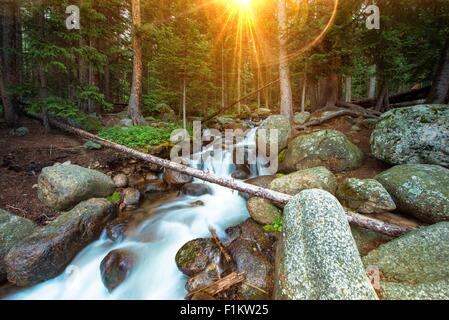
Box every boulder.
[363,222,449,299]
[119,118,133,127]
[122,188,141,209]
[83,141,102,150]
[275,189,377,300]
[231,165,251,180]
[239,175,276,200]
[0,209,36,281]
[257,108,272,117]
[257,115,292,151]
[279,130,363,173]
[5,198,115,286]
[375,164,449,223]
[225,218,274,253]
[113,174,128,188]
[144,180,169,194]
[246,197,282,225]
[180,183,213,197]
[270,166,337,196]
[9,127,29,137]
[163,168,193,187]
[185,264,218,293]
[37,164,116,211]
[370,104,449,168]
[175,239,217,277]
[293,112,311,125]
[100,249,136,292]
[336,178,396,214]
[351,226,391,257]
[228,238,274,300]
[157,103,177,122]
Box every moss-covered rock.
[363,222,449,299]
[351,226,391,257]
[270,166,337,196]
[336,178,396,214]
[37,163,116,211]
[375,164,449,223]
[5,198,115,286]
[0,209,36,281]
[370,104,449,168]
[175,239,216,277]
[257,115,292,151]
[279,130,363,173]
[246,197,282,225]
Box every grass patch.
[98,124,180,149]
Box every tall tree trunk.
[277,0,293,120]
[79,36,88,112]
[182,76,187,130]
[301,61,308,113]
[345,76,352,103]
[221,41,225,111]
[128,0,145,125]
[375,80,388,112]
[368,66,377,98]
[0,55,16,126]
[320,73,339,107]
[1,0,20,127]
[427,37,449,104]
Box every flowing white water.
[6,128,267,300]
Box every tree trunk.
[301,62,308,113]
[0,55,16,126]
[277,0,293,120]
[182,76,187,130]
[79,36,89,112]
[345,76,352,103]
[320,73,339,107]
[221,41,225,111]
[368,66,377,99]
[128,0,145,125]
[375,81,388,112]
[427,37,449,104]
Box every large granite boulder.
[270,166,337,196]
[256,115,292,151]
[5,198,115,286]
[275,189,377,300]
[38,164,115,211]
[336,178,396,214]
[0,209,36,281]
[375,164,449,223]
[363,222,449,300]
[279,130,363,173]
[370,105,449,168]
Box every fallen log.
[335,101,381,117]
[209,227,232,265]
[354,86,430,108]
[27,112,414,237]
[186,272,246,298]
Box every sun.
[235,0,251,9]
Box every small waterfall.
[6,128,266,300]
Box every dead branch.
[209,226,232,265]
[186,272,246,298]
[297,109,359,130]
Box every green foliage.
[98,125,179,149]
[78,85,113,112]
[263,216,283,233]
[106,191,121,204]
[27,96,103,132]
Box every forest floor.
[0,114,389,225]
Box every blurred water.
[6,128,268,300]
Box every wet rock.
[231,165,251,180]
[270,166,337,196]
[163,168,193,187]
[293,112,311,125]
[113,174,128,188]
[0,209,36,281]
[100,249,136,292]
[5,198,115,286]
[375,164,449,223]
[225,218,274,252]
[363,222,449,300]
[246,197,282,225]
[257,115,292,151]
[144,180,169,194]
[122,188,141,208]
[37,163,116,211]
[185,264,218,293]
[351,226,391,257]
[175,239,217,277]
[106,219,129,242]
[190,292,217,300]
[180,183,213,197]
[370,104,449,168]
[228,238,274,300]
[275,189,377,300]
[145,172,159,181]
[280,130,363,174]
[240,175,277,200]
[189,200,205,207]
[336,178,396,214]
